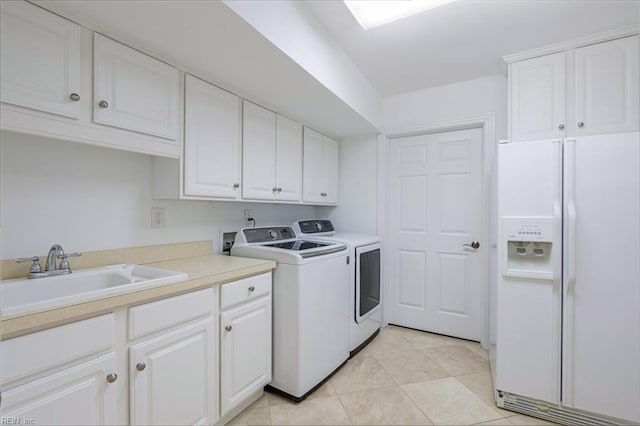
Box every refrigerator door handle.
[565,139,577,291]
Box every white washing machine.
[231,225,350,401]
[293,220,382,356]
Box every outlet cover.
[151,207,165,229]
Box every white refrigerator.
[495,132,640,424]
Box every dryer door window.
[356,245,381,323]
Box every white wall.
[317,134,379,234]
[0,132,315,259]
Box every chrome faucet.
[46,244,65,271]
[16,244,82,279]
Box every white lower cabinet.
[0,273,273,425]
[1,352,117,426]
[130,317,216,426]
[220,297,272,415]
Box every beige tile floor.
[229,325,557,426]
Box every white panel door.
[275,114,302,202]
[184,74,242,198]
[562,133,640,423]
[0,1,81,118]
[93,34,180,140]
[574,36,640,136]
[322,136,339,204]
[388,128,483,340]
[220,297,271,416]
[130,317,216,426]
[0,352,117,425]
[302,127,324,203]
[242,101,277,200]
[510,52,566,142]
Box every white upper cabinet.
[574,35,639,136]
[275,114,303,202]
[93,34,180,140]
[510,52,566,142]
[242,101,303,202]
[509,35,640,141]
[302,127,339,204]
[0,1,81,119]
[184,74,242,199]
[242,101,277,200]
[322,136,339,205]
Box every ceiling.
[304,0,640,97]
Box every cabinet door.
[184,74,242,198]
[93,34,180,140]
[0,352,117,425]
[510,52,566,141]
[574,35,639,136]
[0,1,81,119]
[242,101,277,200]
[275,115,303,202]
[322,136,339,204]
[130,317,216,426]
[220,297,272,416]
[302,127,325,203]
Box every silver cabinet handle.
[136,362,146,372]
[248,285,255,292]
[577,122,584,128]
[558,124,565,130]
[233,183,240,189]
[98,100,109,108]
[272,187,277,193]
[463,241,480,249]
[320,192,327,197]
[277,187,282,192]
[69,93,80,102]
[225,325,232,332]
[106,373,118,383]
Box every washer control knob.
[268,230,278,240]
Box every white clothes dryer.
[293,220,382,356]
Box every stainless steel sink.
[1,264,188,318]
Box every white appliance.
[231,226,350,401]
[496,133,640,424]
[293,220,382,356]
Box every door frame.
[377,113,495,348]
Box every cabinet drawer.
[220,273,271,310]
[0,314,115,386]
[128,287,215,340]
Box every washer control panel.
[297,220,334,234]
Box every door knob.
[463,241,480,249]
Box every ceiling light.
[344,0,455,30]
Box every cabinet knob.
[136,362,146,372]
[233,183,240,189]
[558,124,565,130]
[106,373,118,383]
[225,325,232,332]
[320,192,327,197]
[272,187,277,193]
[577,122,584,128]
[277,187,282,192]
[98,100,109,108]
[69,93,80,102]
[248,285,255,292]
